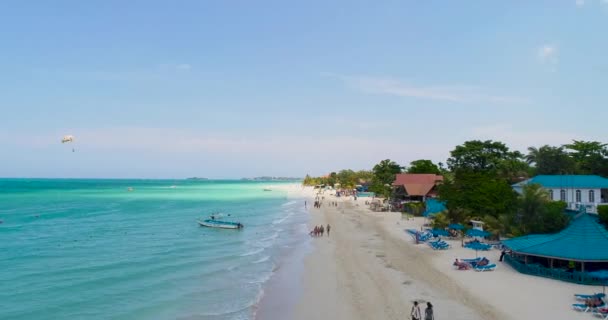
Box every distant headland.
[240,176,302,181]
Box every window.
[560,189,566,201]
[576,190,581,202]
[549,190,554,200]
[590,190,595,203]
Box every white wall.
[544,187,602,213]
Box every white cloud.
[576,0,585,7]
[324,73,528,104]
[537,45,558,65]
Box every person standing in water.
[305,201,307,209]
[327,224,331,236]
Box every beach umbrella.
[465,242,491,257]
[466,229,490,238]
[430,229,449,237]
[448,223,464,230]
[587,270,608,294]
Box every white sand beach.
[261,187,598,320]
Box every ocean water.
[0,179,308,320]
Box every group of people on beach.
[411,301,434,320]
[309,224,330,237]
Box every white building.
[512,175,608,213]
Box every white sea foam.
[253,256,271,264]
[240,247,264,257]
[281,200,298,207]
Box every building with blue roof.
[512,175,608,213]
[502,213,608,285]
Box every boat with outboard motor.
[197,214,243,229]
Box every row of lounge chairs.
[428,239,449,250]
[572,292,608,318]
[454,257,497,272]
[405,229,434,242]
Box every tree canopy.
[446,140,524,175]
[369,159,403,197]
[526,145,576,175]
[302,138,606,238]
[406,159,441,174]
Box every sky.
[1,0,607,178]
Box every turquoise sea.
[0,179,308,320]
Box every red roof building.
[392,173,443,199]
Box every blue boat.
[197,218,243,229]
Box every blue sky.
[1,0,607,178]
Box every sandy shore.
[282,190,596,320]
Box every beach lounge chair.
[592,307,608,319]
[474,264,496,272]
[428,240,449,250]
[575,293,606,301]
[572,304,589,312]
[572,302,606,313]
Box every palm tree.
[518,183,549,234]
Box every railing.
[504,255,604,285]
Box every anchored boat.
[197,216,243,229]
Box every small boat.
[263,188,272,191]
[127,187,134,192]
[197,218,243,229]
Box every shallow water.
[0,179,308,320]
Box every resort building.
[512,175,608,213]
[502,213,608,285]
[392,173,443,202]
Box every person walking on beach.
[410,301,421,320]
[326,224,331,236]
[305,201,307,209]
[424,302,434,320]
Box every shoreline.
[254,185,315,320]
[256,190,596,320]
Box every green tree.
[542,201,569,233]
[516,183,549,234]
[337,169,357,189]
[526,145,576,175]
[515,184,569,235]
[598,206,608,227]
[407,159,441,174]
[431,212,449,229]
[327,172,337,187]
[446,140,522,174]
[438,171,518,220]
[563,140,608,175]
[497,158,532,184]
[369,159,403,198]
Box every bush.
[599,205,608,227]
[431,212,449,229]
[403,202,424,216]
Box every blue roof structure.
[513,175,608,192]
[423,198,446,217]
[502,214,608,262]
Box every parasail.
[61,135,74,143]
